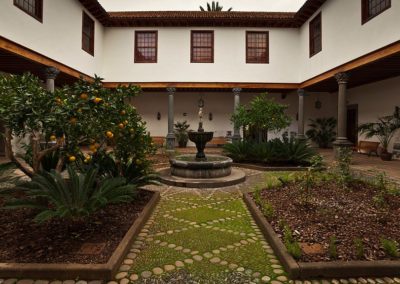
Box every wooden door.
[347,105,358,145]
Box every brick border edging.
[243,193,400,279]
[0,190,161,281]
[233,163,309,172]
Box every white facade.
[0,0,104,77]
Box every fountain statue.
[169,97,233,179]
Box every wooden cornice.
[0,36,94,82]
[300,40,400,89]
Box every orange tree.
[0,73,155,178]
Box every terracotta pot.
[380,151,393,161]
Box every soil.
[0,190,153,264]
[251,180,400,262]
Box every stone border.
[243,193,400,279]
[233,163,309,172]
[0,190,161,281]
[158,168,246,188]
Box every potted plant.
[306,117,337,148]
[174,121,190,148]
[358,107,400,161]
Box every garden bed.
[244,177,400,278]
[0,190,160,280]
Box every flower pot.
[380,151,393,161]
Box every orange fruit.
[80,93,88,100]
[93,97,102,104]
[50,135,56,141]
[106,131,114,138]
[69,156,76,162]
[123,120,128,125]
[118,123,125,129]
[120,110,126,115]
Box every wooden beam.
[300,40,400,88]
[0,36,93,82]
[103,82,300,90]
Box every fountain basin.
[170,154,232,178]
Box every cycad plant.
[174,121,190,148]
[306,117,337,148]
[4,166,139,223]
[200,1,232,11]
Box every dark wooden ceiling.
[305,53,400,92]
[0,49,78,86]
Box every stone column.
[297,89,306,140]
[166,87,176,151]
[232,87,242,142]
[333,72,352,148]
[44,67,60,93]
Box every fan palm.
[200,1,232,11]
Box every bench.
[151,136,165,147]
[357,140,379,156]
[207,137,229,147]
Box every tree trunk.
[31,135,41,173]
[4,128,13,160]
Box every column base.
[166,133,175,151]
[296,134,307,141]
[232,134,241,143]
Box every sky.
[98,0,307,12]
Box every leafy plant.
[380,239,399,258]
[231,93,291,143]
[306,117,337,148]
[223,140,254,162]
[358,107,400,159]
[283,226,302,260]
[353,238,364,259]
[174,121,190,148]
[336,147,352,190]
[4,166,139,223]
[200,1,232,11]
[328,236,338,259]
[261,201,275,219]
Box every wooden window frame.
[134,31,158,63]
[246,31,269,64]
[362,0,391,24]
[190,30,214,63]
[309,13,322,58]
[13,0,43,22]
[82,11,95,56]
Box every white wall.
[102,27,300,83]
[0,0,103,77]
[299,0,400,81]
[132,90,337,145]
[348,76,400,151]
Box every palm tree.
[306,117,337,148]
[200,1,232,11]
[358,107,400,160]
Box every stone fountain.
[159,97,245,188]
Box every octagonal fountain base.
[159,154,246,188]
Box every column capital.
[334,72,349,84]
[166,87,176,94]
[44,67,60,80]
[297,89,306,97]
[232,87,242,94]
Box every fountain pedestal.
[188,131,213,160]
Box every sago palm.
[306,117,337,148]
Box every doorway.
[347,104,358,145]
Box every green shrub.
[328,236,338,259]
[4,166,139,223]
[261,201,275,219]
[336,147,352,189]
[223,141,254,162]
[381,239,399,258]
[306,117,337,148]
[283,225,302,259]
[353,238,364,259]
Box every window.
[191,31,214,63]
[135,31,158,63]
[246,32,269,64]
[309,13,322,57]
[82,12,95,56]
[362,0,391,24]
[14,0,43,22]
